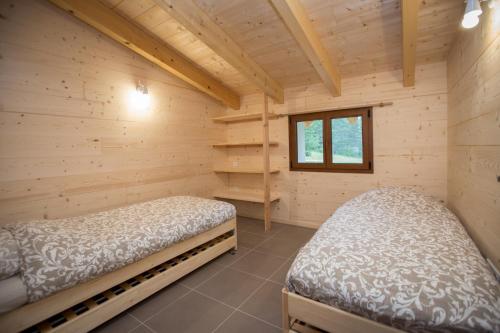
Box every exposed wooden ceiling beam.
[48,0,240,109]
[401,0,419,87]
[269,0,341,96]
[153,0,284,104]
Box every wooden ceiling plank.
[153,0,284,104]
[48,0,240,109]
[269,0,341,96]
[401,0,419,87]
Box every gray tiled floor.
[92,217,315,333]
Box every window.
[289,107,373,173]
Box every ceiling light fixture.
[462,13,480,28]
[462,0,483,29]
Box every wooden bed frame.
[281,288,405,333]
[0,218,237,333]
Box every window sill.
[289,167,374,174]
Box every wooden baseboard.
[271,217,319,229]
[237,214,319,229]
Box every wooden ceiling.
[99,0,463,97]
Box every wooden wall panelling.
[446,5,500,269]
[225,62,448,228]
[0,0,227,224]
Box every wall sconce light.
[130,81,151,114]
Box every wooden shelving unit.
[213,189,280,203]
[213,141,278,148]
[212,112,279,123]
[212,95,278,231]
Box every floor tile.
[196,268,264,307]
[267,222,287,231]
[255,236,305,258]
[177,260,224,288]
[130,325,154,333]
[237,219,282,237]
[269,259,294,285]
[212,246,251,267]
[238,231,268,249]
[214,311,280,333]
[128,283,190,321]
[275,225,316,242]
[230,250,286,279]
[240,281,283,328]
[91,313,141,333]
[146,292,232,333]
[236,216,264,230]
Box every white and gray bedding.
[286,187,500,333]
[0,196,235,306]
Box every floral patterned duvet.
[286,188,500,333]
[2,196,235,303]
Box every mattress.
[1,196,235,304]
[286,188,500,333]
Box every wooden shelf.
[211,97,275,231]
[213,167,280,174]
[212,112,279,123]
[212,141,278,148]
[214,189,280,203]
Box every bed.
[0,196,237,333]
[283,188,500,333]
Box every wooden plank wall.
[0,0,227,223]
[446,6,500,269]
[225,62,448,228]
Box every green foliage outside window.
[331,117,363,163]
[303,120,323,160]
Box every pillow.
[0,228,20,280]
